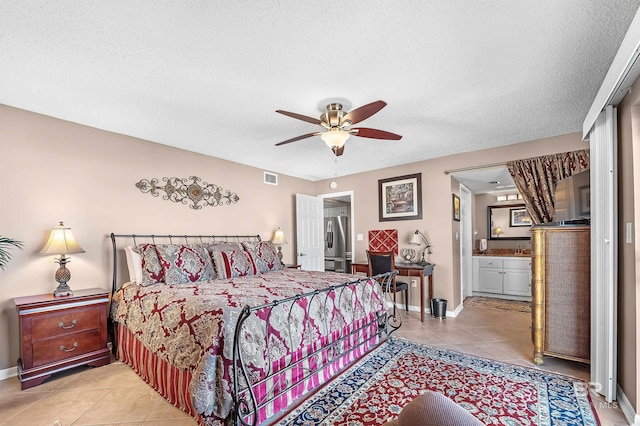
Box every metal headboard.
[109,233,262,296]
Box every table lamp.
[39,222,85,297]
[409,230,432,264]
[495,226,503,238]
[271,227,288,261]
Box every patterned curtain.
[506,149,590,224]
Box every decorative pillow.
[190,244,217,280]
[242,241,283,273]
[134,244,164,285]
[210,250,260,279]
[154,244,215,285]
[204,242,244,254]
[123,246,143,284]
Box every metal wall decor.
[135,176,239,210]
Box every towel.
[479,239,487,252]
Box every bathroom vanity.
[472,254,532,301]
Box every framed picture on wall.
[378,173,423,221]
[578,185,591,216]
[510,207,532,227]
[452,194,460,221]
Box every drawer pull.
[58,320,77,329]
[59,342,78,352]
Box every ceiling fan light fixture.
[320,129,350,148]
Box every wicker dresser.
[531,225,590,365]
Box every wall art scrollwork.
[135,176,240,210]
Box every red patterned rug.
[278,338,599,425]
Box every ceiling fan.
[275,100,402,156]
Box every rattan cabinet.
[531,225,590,365]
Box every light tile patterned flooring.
[0,300,629,425]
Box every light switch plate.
[626,222,633,244]
[357,234,364,241]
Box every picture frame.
[378,173,422,222]
[578,185,591,216]
[510,207,532,227]
[452,194,460,221]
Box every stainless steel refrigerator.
[324,216,348,272]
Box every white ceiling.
[1,1,639,181]
[451,166,517,194]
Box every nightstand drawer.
[32,307,100,341]
[32,329,102,366]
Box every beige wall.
[618,81,640,411]
[0,105,314,370]
[313,133,588,313]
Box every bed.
[109,233,401,425]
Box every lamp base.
[53,282,74,298]
[53,263,73,297]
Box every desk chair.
[366,250,409,311]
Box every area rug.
[465,296,532,313]
[277,339,598,425]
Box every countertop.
[472,249,531,257]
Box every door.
[589,106,617,402]
[503,269,531,297]
[295,193,324,271]
[479,269,503,294]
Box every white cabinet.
[472,256,531,300]
[503,259,531,296]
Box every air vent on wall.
[264,171,278,186]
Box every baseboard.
[0,366,17,381]
[450,301,463,317]
[617,384,640,425]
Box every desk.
[351,261,435,322]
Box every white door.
[589,106,617,402]
[460,184,473,299]
[295,193,324,271]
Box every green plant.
[0,236,24,271]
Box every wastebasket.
[431,298,447,319]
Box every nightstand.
[14,288,111,389]
[286,264,301,269]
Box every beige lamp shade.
[409,232,421,245]
[271,228,288,245]
[40,222,85,255]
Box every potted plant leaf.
[0,236,23,270]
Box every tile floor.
[0,300,629,425]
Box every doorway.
[319,191,354,273]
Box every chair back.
[366,250,396,276]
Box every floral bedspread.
[115,269,385,420]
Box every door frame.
[459,184,473,301]
[318,190,355,261]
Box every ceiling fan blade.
[275,132,321,146]
[276,110,322,125]
[342,100,387,125]
[332,145,345,156]
[351,127,402,140]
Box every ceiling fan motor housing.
[322,103,347,128]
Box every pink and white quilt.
[114,269,385,424]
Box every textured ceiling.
[1,1,639,181]
[451,166,517,194]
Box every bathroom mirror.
[487,204,531,240]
